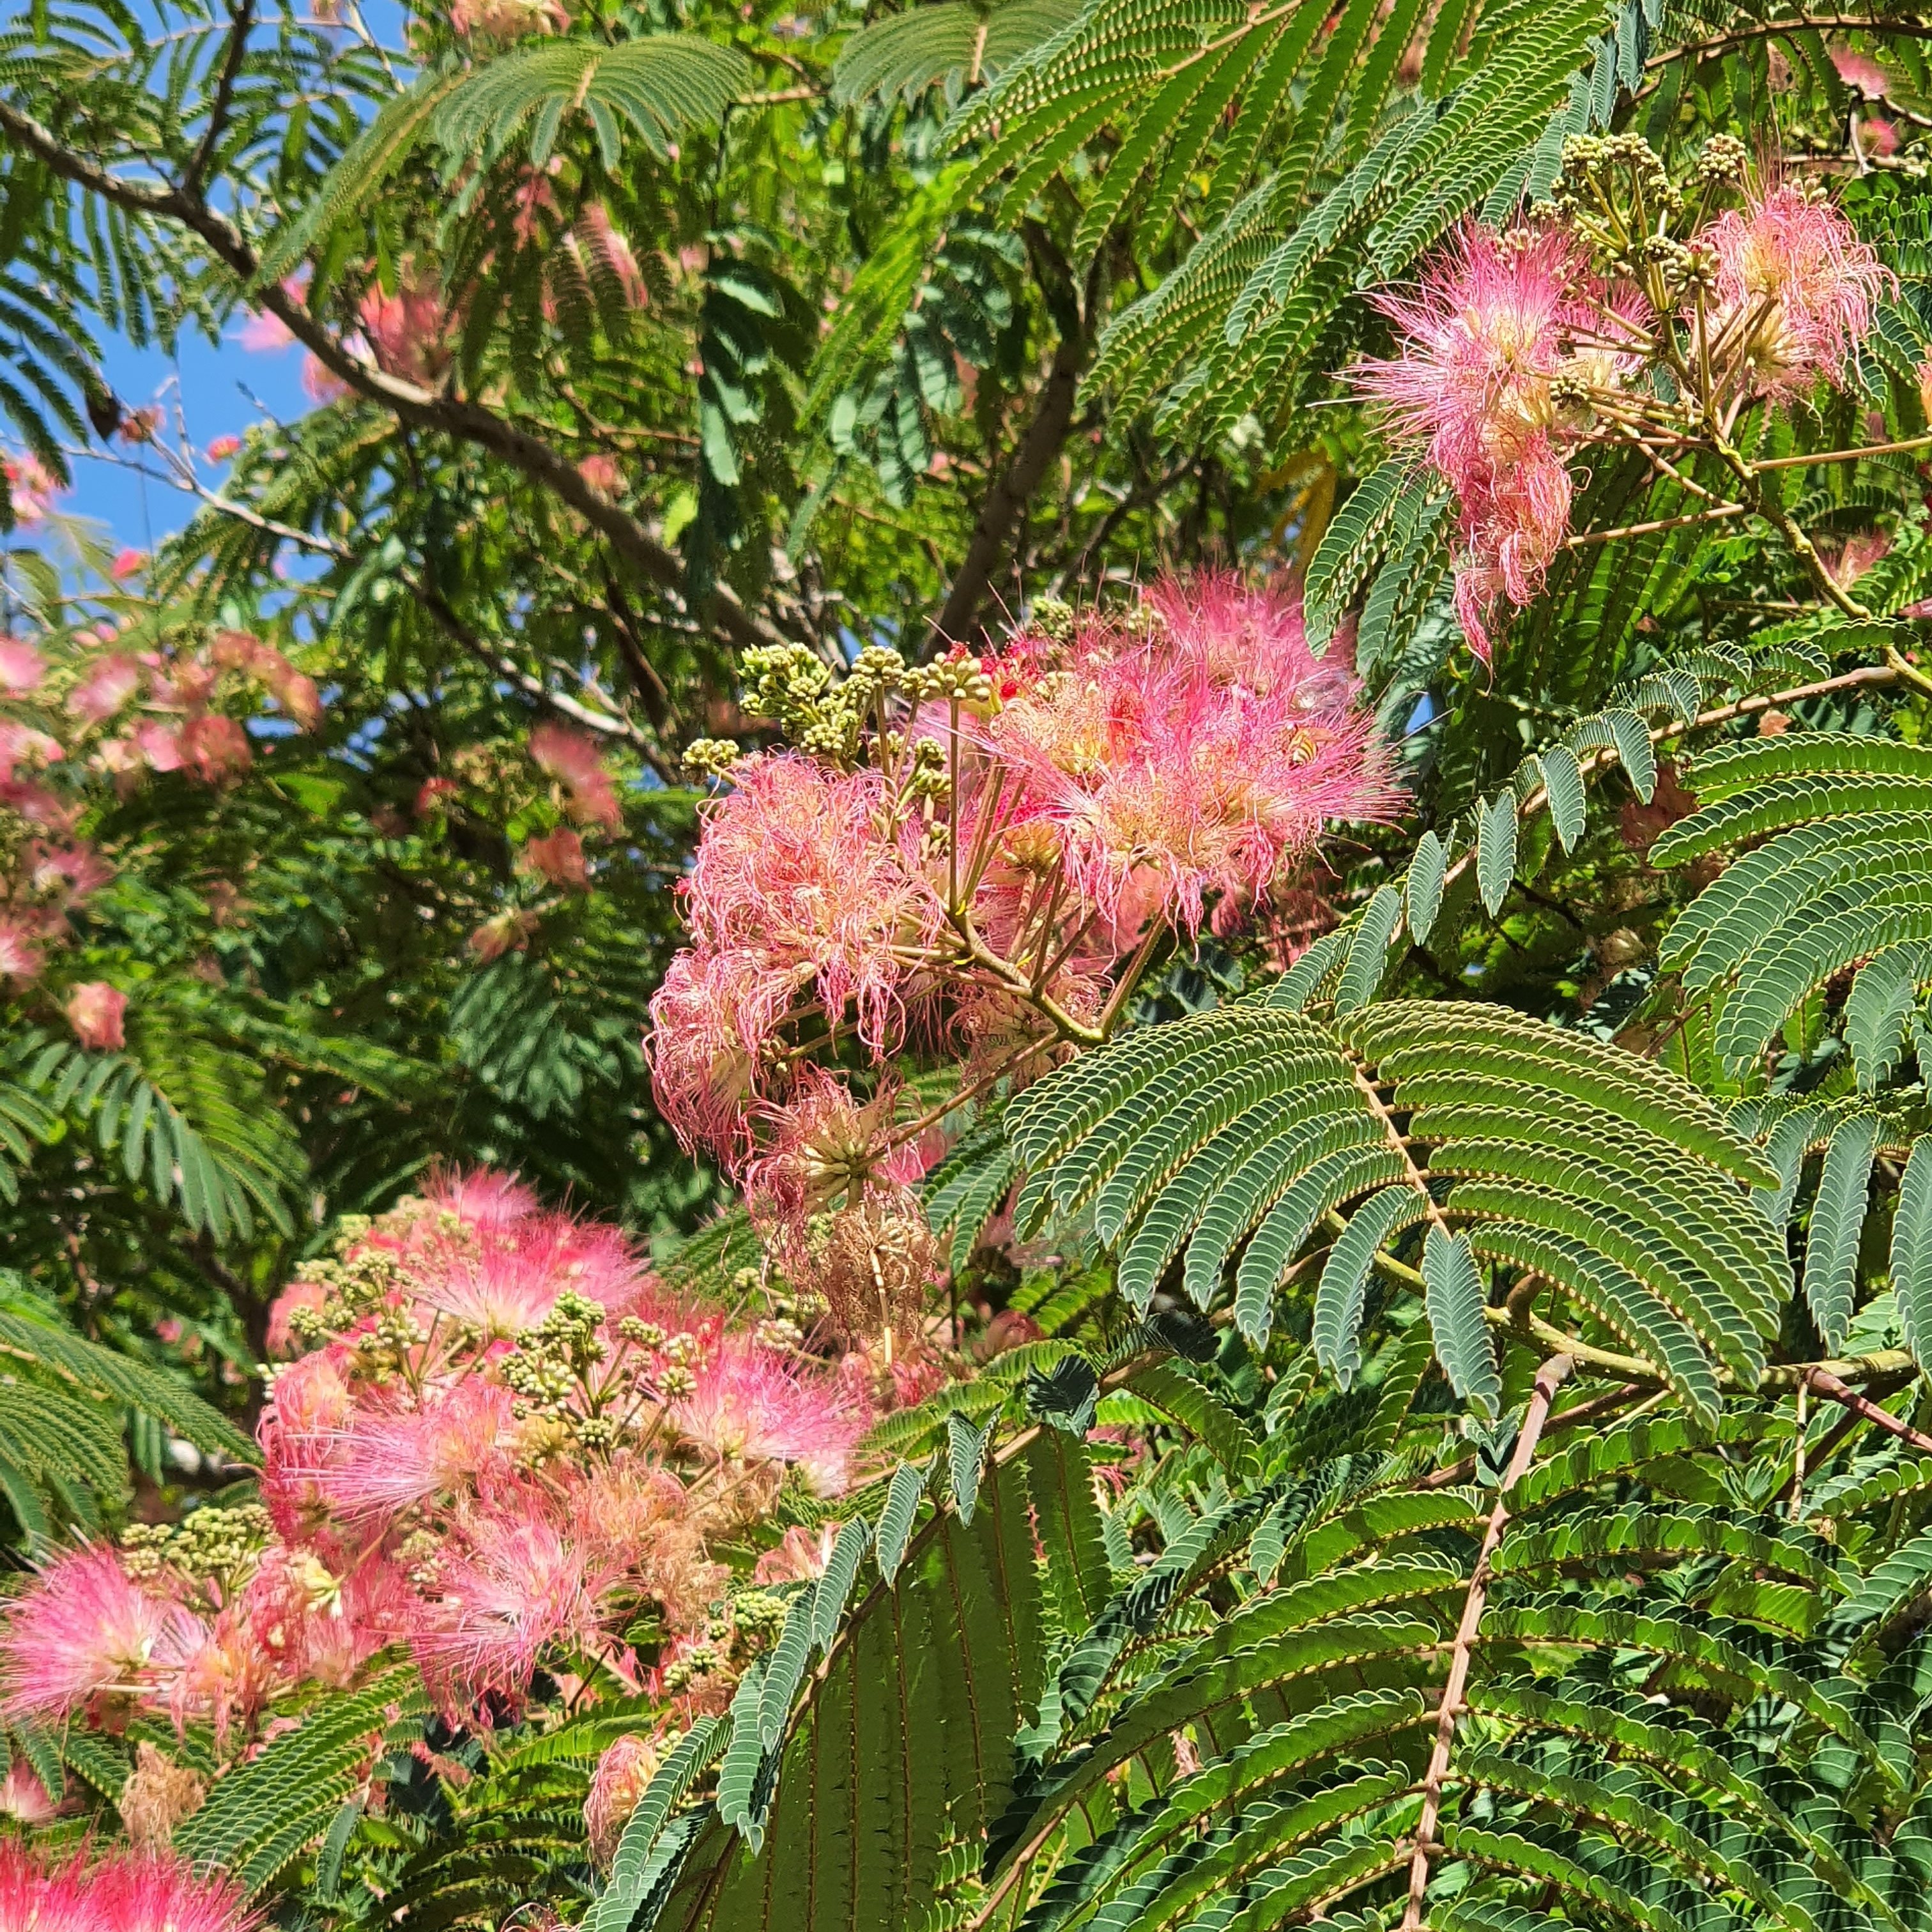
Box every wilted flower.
[117,1741,208,1844]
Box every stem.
[1401,1353,1574,1931]
[1565,503,1745,547]
[1802,1365,1932,1452]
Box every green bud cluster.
[682,737,745,780]
[123,1503,273,1588]
[1029,595,1077,642]
[740,642,914,764]
[730,1591,789,1646]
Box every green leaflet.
[1332,884,1405,1015]
[1476,790,1518,918]
[1422,1225,1500,1420]
[1894,1138,1932,1376]
[1313,1184,1427,1390]
[1803,1115,1878,1356]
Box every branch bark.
[928,232,1101,650]
[1402,1353,1574,1931]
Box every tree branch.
[184,0,256,195]
[0,91,787,657]
[929,232,1100,650]
[1402,1353,1574,1931]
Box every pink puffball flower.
[205,434,243,463]
[65,981,127,1051]
[0,640,43,693]
[239,311,296,353]
[645,755,938,1158]
[358,269,456,388]
[0,1758,59,1827]
[528,722,623,829]
[110,548,148,581]
[0,1544,204,1724]
[319,1380,515,1524]
[67,653,144,724]
[0,721,63,779]
[0,1839,95,1932]
[519,826,589,889]
[1832,45,1889,95]
[754,1522,838,1586]
[425,1163,542,1230]
[578,452,624,495]
[1353,224,1598,660]
[450,0,568,37]
[670,1335,865,1495]
[180,714,254,783]
[3,455,64,528]
[0,917,42,983]
[410,1505,617,1712]
[1701,181,1894,400]
[301,354,350,404]
[585,1732,661,1867]
[982,575,1400,931]
[86,1849,257,1932]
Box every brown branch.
[1802,1365,1932,1452]
[184,0,255,195]
[1645,15,1932,73]
[0,92,787,657]
[1402,1353,1574,1932]
[929,233,1100,651]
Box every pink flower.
[572,204,648,310]
[1702,181,1894,399]
[586,1733,661,1867]
[0,721,62,783]
[358,268,456,387]
[410,1503,618,1711]
[0,916,42,983]
[1354,224,1597,659]
[205,434,242,463]
[470,909,539,960]
[578,453,623,495]
[1832,45,1889,95]
[0,1545,204,1724]
[26,840,111,905]
[528,723,622,828]
[301,354,349,405]
[0,639,43,693]
[68,653,144,723]
[130,719,187,773]
[239,311,296,353]
[671,1336,865,1494]
[319,1381,515,1523]
[415,775,461,816]
[450,0,567,38]
[180,713,253,781]
[754,1522,837,1585]
[425,1163,542,1229]
[0,1839,94,1932]
[264,1276,326,1356]
[65,981,127,1051]
[111,548,148,581]
[3,456,63,528]
[519,826,589,889]
[86,1849,257,1932]
[645,756,937,1157]
[982,575,1400,928]
[0,1759,59,1827]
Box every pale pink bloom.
[754,1522,837,1585]
[130,719,186,773]
[27,840,111,905]
[67,652,144,723]
[180,713,253,781]
[671,1335,864,1494]
[578,452,623,495]
[470,909,539,960]
[528,723,622,828]
[410,1503,618,1710]
[321,1381,515,1522]
[646,756,937,1156]
[0,916,42,982]
[573,204,648,310]
[425,1163,542,1230]
[983,575,1399,927]
[258,1347,357,1539]
[1862,116,1900,157]
[0,1759,58,1827]
[450,0,567,37]
[586,1733,661,1866]
[0,1544,204,1723]
[111,548,148,581]
[239,311,296,353]
[86,1849,257,1932]
[0,720,63,778]
[519,826,589,889]
[0,639,43,693]
[1355,225,1596,658]
[65,981,127,1050]
[205,434,243,463]
[301,354,350,404]
[358,269,456,387]
[264,1276,327,1355]
[1702,181,1894,398]
[3,455,63,528]
[408,1241,567,1337]
[1832,45,1889,95]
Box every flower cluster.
[1355,137,1894,657]
[648,572,1396,1347]
[0,1837,254,1932]
[0,618,323,1013]
[0,1170,866,1751]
